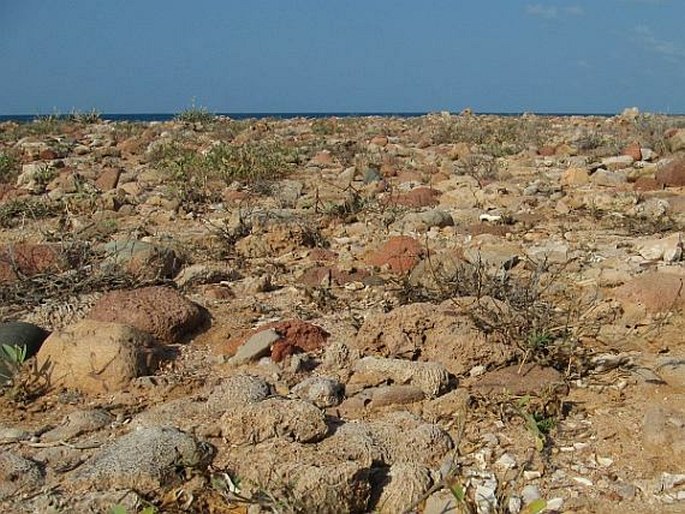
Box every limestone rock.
[354,303,515,376]
[219,397,328,444]
[291,376,344,408]
[36,320,159,394]
[0,451,44,500]
[351,356,450,398]
[375,463,434,514]
[69,426,212,492]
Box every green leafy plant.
[0,343,27,383]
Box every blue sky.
[1,0,684,114]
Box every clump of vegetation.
[0,152,19,183]
[175,100,216,124]
[399,257,594,374]
[431,114,551,156]
[66,108,102,124]
[153,141,294,207]
[0,197,64,228]
[456,154,500,187]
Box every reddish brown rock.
[468,364,567,396]
[392,187,440,208]
[370,135,389,147]
[622,142,642,161]
[95,168,122,191]
[268,320,330,362]
[633,177,660,191]
[308,248,338,262]
[612,272,685,313]
[537,145,556,157]
[0,244,66,283]
[39,148,58,160]
[87,286,206,343]
[301,266,369,287]
[655,157,685,187]
[366,236,424,273]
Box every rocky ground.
[0,109,685,513]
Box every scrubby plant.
[0,197,63,228]
[67,108,102,124]
[175,100,215,124]
[0,152,18,183]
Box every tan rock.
[36,320,158,394]
[561,167,590,186]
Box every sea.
[0,112,623,123]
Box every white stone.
[637,233,683,262]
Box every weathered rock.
[232,319,330,363]
[469,364,567,396]
[323,412,453,467]
[655,156,685,187]
[221,439,371,514]
[87,286,206,343]
[271,319,331,361]
[36,320,159,394]
[366,236,424,273]
[612,272,685,314]
[351,356,449,398]
[374,463,434,514]
[0,451,44,500]
[69,426,212,492]
[291,376,344,408]
[354,303,515,376]
[636,233,683,262]
[206,374,273,411]
[102,240,181,281]
[228,329,280,365]
[219,397,328,444]
[0,243,66,283]
[40,409,113,443]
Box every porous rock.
[69,426,212,492]
[87,286,206,343]
[219,397,328,444]
[221,439,371,514]
[374,463,434,514]
[354,303,515,376]
[351,356,450,398]
[41,409,113,443]
[0,450,44,500]
[291,376,344,408]
[206,374,272,411]
[36,320,159,394]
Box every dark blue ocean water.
[0,112,620,123]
